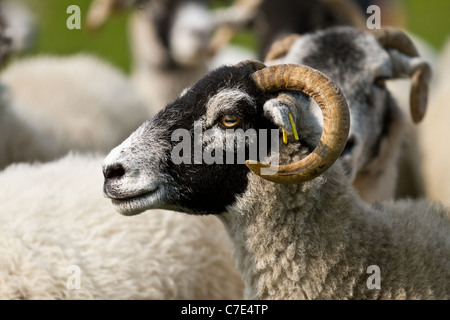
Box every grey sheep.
[263,27,431,203]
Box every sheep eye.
[220,115,241,128]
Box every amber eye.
[220,115,241,128]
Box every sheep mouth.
[110,190,156,205]
[107,187,161,215]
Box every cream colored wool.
[0,153,243,299]
[417,39,450,207]
[0,54,150,170]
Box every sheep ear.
[388,49,432,123]
[263,93,303,143]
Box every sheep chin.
[110,187,165,216]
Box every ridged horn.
[246,64,350,184]
[370,27,431,123]
[264,34,302,62]
[369,27,419,57]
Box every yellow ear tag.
[282,129,288,144]
[288,113,299,141]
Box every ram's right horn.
[247,63,350,184]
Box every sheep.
[1,0,36,53]
[261,27,431,203]
[87,0,256,113]
[0,53,150,170]
[0,152,244,299]
[211,0,434,202]
[127,0,213,112]
[219,0,436,200]
[102,59,450,299]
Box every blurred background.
[6,0,450,73]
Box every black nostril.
[104,164,126,180]
[342,136,357,156]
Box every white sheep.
[0,152,243,299]
[102,60,450,299]
[1,0,36,53]
[417,38,450,207]
[263,27,431,203]
[0,53,150,170]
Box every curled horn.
[240,61,350,184]
[370,27,419,56]
[370,27,432,123]
[264,34,302,62]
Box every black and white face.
[102,63,285,216]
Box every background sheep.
[102,60,450,300]
[251,0,366,58]
[0,53,150,170]
[1,0,37,54]
[87,0,256,114]
[263,27,431,203]
[0,153,243,299]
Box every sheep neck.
[218,165,368,300]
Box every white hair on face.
[169,2,213,67]
[102,122,177,216]
[204,88,257,127]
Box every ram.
[103,58,449,299]
[0,153,243,299]
[262,27,431,203]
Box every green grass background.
[10,0,450,73]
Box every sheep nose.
[341,135,357,156]
[103,163,126,180]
